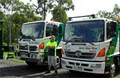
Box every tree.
[0,0,42,44]
[0,0,17,44]
[0,0,16,12]
[10,2,42,43]
[37,0,74,20]
[56,0,74,11]
[97,11,114,19]
[112,4,120,19]
[97,4,120,20]
[36,0,54,20]
[52,6,68,23]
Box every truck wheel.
[56,56,61,68]
[26,61,37,66]
[56,49,62,68]
[108,60,116,78]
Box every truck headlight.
[91,64,101,68]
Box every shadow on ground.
[23,70,107,78]
[23,69,120,78]
[0,62,120,78]
[0,64,48,77]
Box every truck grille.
[19,45,37,51]
[30,46,37,51]
[19,45,28,50]
[65,51,96,59]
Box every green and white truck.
[15,21,64,66]
[61,15,120,77]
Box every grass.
[3,51,25,63]
[9,58,25,63]
[117,75,120,78]
[116,74,120,78]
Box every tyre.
[26,61,37,66]
[56,49,62,68]
[56,56,61,68]
[107,59,116,78]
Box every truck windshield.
[21,22,44,39]
[64,20,104,42]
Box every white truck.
[61,15,120,77]
[15,21,64,66]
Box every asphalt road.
[0,60,119,78]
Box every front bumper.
[61,58,105,74]
[15,51,46,64]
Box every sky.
[20,0,120,21]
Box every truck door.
[46,23,58,41]
[44,23,58,56]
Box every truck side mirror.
[110,22,116,37]
[58,26,62,35]
[53,25,58,36]
[107,22,116,39]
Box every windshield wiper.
[26,36,35,41]
[70,38,84,42]
[86,41,94,45]
[20,34,26,41]
[31,36,35,41]
[64,37,84,44]
[69,37,94,45]
[20,34,35,41]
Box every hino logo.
[75,51,82,57]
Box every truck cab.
[62,17,120,77]
[16,21,64,66]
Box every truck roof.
[23,21,62,25]
[67,18,113,23]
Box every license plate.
[74,66,82,70]
[30,53,37,58]
[21,54,28,58]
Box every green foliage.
[37,0,74,20]
[97,4,120,20]
[97,11,114,19]
[3,42,7,46]
[37,0,55,19]
[0,0,17,11]
[52,0,74,22]
[0,12,5,20]
[113,4,120,19]
[0,0,42,44]
[0,0,74,44]
[60,0,74,11]
[52,6,68,23]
